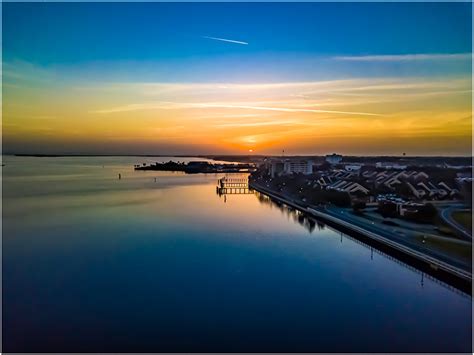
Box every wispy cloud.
[196,103,383,116]
[213,120,299,128]
[202,36,248,45]
[334,53,472,62]
[89,77,471,117]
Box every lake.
[2,156,472,352]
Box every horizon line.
[4,153,473,158]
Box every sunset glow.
[2,3,473,353]
[3,3,472,156]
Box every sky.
[3,2,472,156]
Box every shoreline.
[249,180,472,295]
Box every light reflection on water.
[2,156,472,352]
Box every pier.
[216,177,253,195]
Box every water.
[2,156,472,352]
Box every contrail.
[202,36,248,45]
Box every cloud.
[196,103,383,116]
[89,77,471,117]
[213,120,299,128]
[103,78,468,101]
[202,36,248,45]
[92,103,172,114]
[333,53,472,62]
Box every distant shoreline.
[6,153,474,158]
[6,154,473,166]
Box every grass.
[414,234,472,264]
[434,225,457,238]
[451,210,472,231]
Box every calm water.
[2,156,472,352]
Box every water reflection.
[250,190,470,298]
[2,156,472,353]
[253,191,319,234]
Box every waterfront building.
[269,158,313,177]
[283,159,313,175]
[270,160,285,177]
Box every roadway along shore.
[248,180,472,293]
[439,205,472,240]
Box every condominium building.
[269,158,313,177]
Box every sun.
[248,149,254,153]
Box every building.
[377,195,427,217]
[406,182,426,199]
[344,164,362,172]
[283,159,313,175]
[375,162,407,170]
[270,160,285,177]
[327,180,369,194]
[325,153,343,165]
[397,202,427,218]
[269,159,313,177]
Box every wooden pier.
[218,177,248,188]
[216,177,253,195]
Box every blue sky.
[3,2,472,82]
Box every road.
[439,205,472,240]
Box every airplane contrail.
[202,36,248,45]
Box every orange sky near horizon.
[3,63,472,156]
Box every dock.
[216,177,253,195]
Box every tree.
[352,201,366,212]
[405,203,437,223]
[378,201,397,218]
[326,190,351,207]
